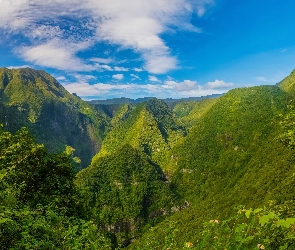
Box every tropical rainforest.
[1,67,295,249]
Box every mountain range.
[1,67,295,248]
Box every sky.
[1,0,295,100]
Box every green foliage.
[0,67,110,168]
[95,99,186,173]
[76,144,177,245]
[197,205,295,250]
[3,67,295,249]
[0,127,76,207]
[128,85,295,249]
[0,205,112,250]
[171,86,288,201]
[277,106,295,149]
[0,127,113,249]
[129,203,295,250]
[278,69,295,94]
[173,98,218,129]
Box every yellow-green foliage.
[94,99,186,171]
[130,202,295,250]
[278,69,295,94]
[173,98,218,128]
[128,85,295,249]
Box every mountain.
[4,67,295,249]
[277,69,295,94]
[128,84,295,248]
[0,67,109,168]
[75,144,178,246]
[87,94,222,106]
[172,98,219,128]
[92,98,186,173]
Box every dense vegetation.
[0,67,110,168]
[76,144,178,246]
[94,99,186,172]
[0,126,113,249]
[2,67,295,248]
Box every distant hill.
[87,94,222,105]
[0,67,110,168]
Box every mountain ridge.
[0,67,109,168]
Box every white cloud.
[18,39,93,71]
[114,66,129,72]
[206,79,234,89]
[63,82,101,96]
[62,76,233,99]
[177,80,197,91]
[7,65,31,69]
[195,0,214,17]
[133,68,143,72]
[0,0,214,74]
[112,74,124,80]
[130,74,141,80]
[149,75,161,82]
[74,74,96,81]
[30,25,63,40]
[95,64,113,71]
[164,79,197,91]
[144,53,178,74]
[56,76,66,81]
[89,57,114,64]
[92,64,129,72]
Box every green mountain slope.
[0,67,109,168]
[128,85,295,248]
[75,144,178,246]
[93,98,186,172]
[173,98,219,128]
[278,69,295,93]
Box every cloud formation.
[18,40,93,71]
[0,0,214,74]
[149,75,161,82]
[206,79,234,89]
[63,78,233,99]
[130,74,141,80]
[112,74,124,80]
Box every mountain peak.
[0,67,67,99]
[0,67,108,168]
[278,69,295,93]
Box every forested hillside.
[93,99,186,172]
[128,81,295,249]
[0,67,110,168]
[2,68,295,249]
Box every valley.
[1,67,295,249]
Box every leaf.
[253,208,263,214]
[259,212,277,226]
[245,209,253,219]
[277,218,295,228]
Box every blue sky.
[1,0,295,100]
